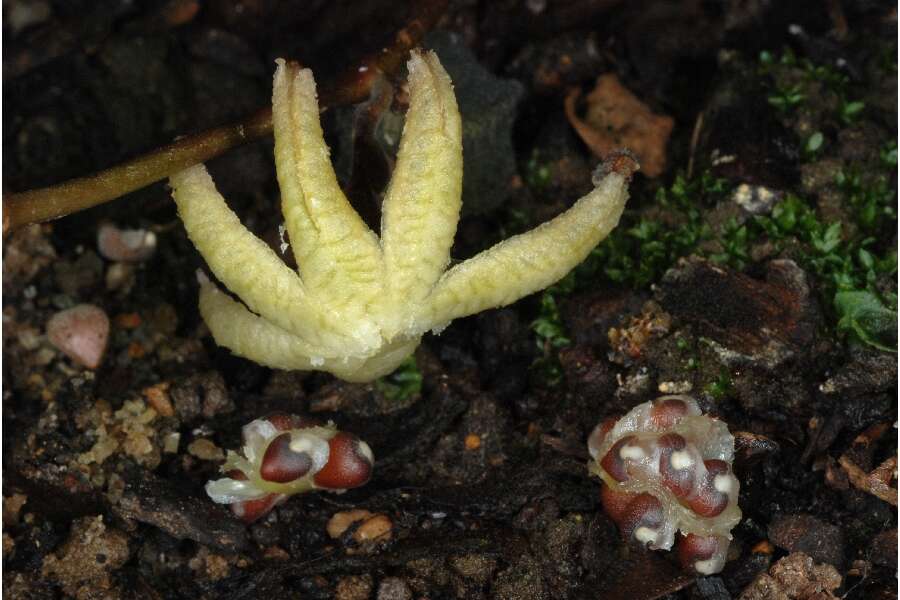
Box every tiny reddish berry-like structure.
[587,395,741,574]
[206,414,374,522]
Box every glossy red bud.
[231,493,286,523]
[600,435,640,482]
[222,469,286,522]
[260,433,313,483]
[676,533,725,574]
[649,397,689,429]
[313,432,373,489]
[688,459,731,517]
[619,493,665,546]
[599,484,638,524]
[658,433,696,498]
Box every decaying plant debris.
[3,1,896,599]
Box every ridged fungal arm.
[380,51,463,314]
[425,164,631,328]
[170,165,351,352]
[170,50,635,382]
[272,59,383,314]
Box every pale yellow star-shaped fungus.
[170,50,637,382]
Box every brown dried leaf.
[565,75,674,177]
[839,455,898,506]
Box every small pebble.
[327,509,373,539]
[105,263,134,292]
[115,313,142,329]
[188,438,225,461]
[46,304,110,369]
[6,0,52,35]
[326,510,392,545]
[97,223,156,262]
[142,383,174,417]
[263,546,290,560]
[377,577,412,600]
[335,574,373,600]
[354,514,392,543]
[162,432,181,454]
[3,494,28,526]
[17,325,42,351]
[731,183,780,215]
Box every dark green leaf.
[835,290,898,352]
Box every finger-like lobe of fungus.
[588,395,741,575]
[206,414,374,522]
[169,49,637,382]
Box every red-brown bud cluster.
[206,414,374,522]
[588,395,741,574]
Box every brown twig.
[3,0,448,234]
[3,108,273,233]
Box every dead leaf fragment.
[839,454,897,506]
[739,552,841,600]
[565,74,674,177]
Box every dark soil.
[3,1,897,599]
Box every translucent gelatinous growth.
[587,395,741,574]
[169,50,636,382]
[206,414,374,522]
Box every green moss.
[709,217,750,270]
[524,148,552,192]
[767,83,806,112]
[520,47,895,359]
[759,47,868,126]
[523,171,728,385]
[835,290,897,352]
[759,48,850,93]
[804,131,825,157]
[374,355,423,402]
[838,99,866,125]
[574,172,726,289]
[532,291,571,350]
[752,193,897,351]
[835,168,896,236]
[880,141,897,168]
[529,289,571,386]
[704,371,735,400]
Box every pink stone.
[97,223,156,262]
[46,304,110,369]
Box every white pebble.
[97,223,156,262]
